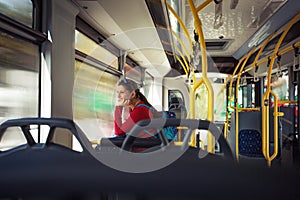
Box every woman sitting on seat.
[114,78,156,138]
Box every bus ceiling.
[74,0,300,77]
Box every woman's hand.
[116,99,130,106]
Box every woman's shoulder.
[135,102,151,109]
[134,102,156,113]
[130,102,154,118]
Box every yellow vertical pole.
[225,57,246,141]
[262,12,300,166]
[234,47,257,160]
[225,33,273,158]
[223,75,231,139]
[187,0,214,152]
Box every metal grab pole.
[166,3,193,54]
[262,12,300,167]
[174,46,190,74]
[234,33,274,160]
[187,0,214,152]
[228,32,274,109]
[225,57,245,140]
[234,47,257,160]
[171,29,191,63]
[244,42,300,74]
[228,56,247,107]
[167,2,192,77]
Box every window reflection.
[0,0,33,27]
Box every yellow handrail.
[244,41,300,73]
[174,45,190,74]
[244,33,275,75]
[187,0,214,152]
[174,54,189,75]
[225,32,273,144]
[196,0,213,12]
[227,56,247,109]
[171,29,191,63]
[278,100,297,104]
[262,12,300,167]
[262,90,283,166]
[237,108,260,111]
[233,33,274,160]
[234,47,257,160]
[166,3,193,53]
[228,33,274,83]
[228,31,274,103]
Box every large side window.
[0,30,39,123]
[74,29,120,142]
[0,0,44,149]
[0,0,41,125]
[143,72,154,102]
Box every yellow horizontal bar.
[177,126,189,130]
[174,141,184,146]
[278,100,298,104]
[91,140,100,145]
[238,108,260,111]
[244,41,300,73]
[196,0,213,12]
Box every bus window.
[195,80,226,121]
[240,84,255,108]
[271,74,288,101]
[0,0,33,27]
[0,30,39,124]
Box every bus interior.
[0,0,300,199]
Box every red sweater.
[114,102,154,137]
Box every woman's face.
[116,85,132,106]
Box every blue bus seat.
[229,110,281,160]
[239,129,264,158]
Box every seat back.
[229,110,281,159]
[228,111,262,157]
[239,129,263,157]
[169,97,187,119]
